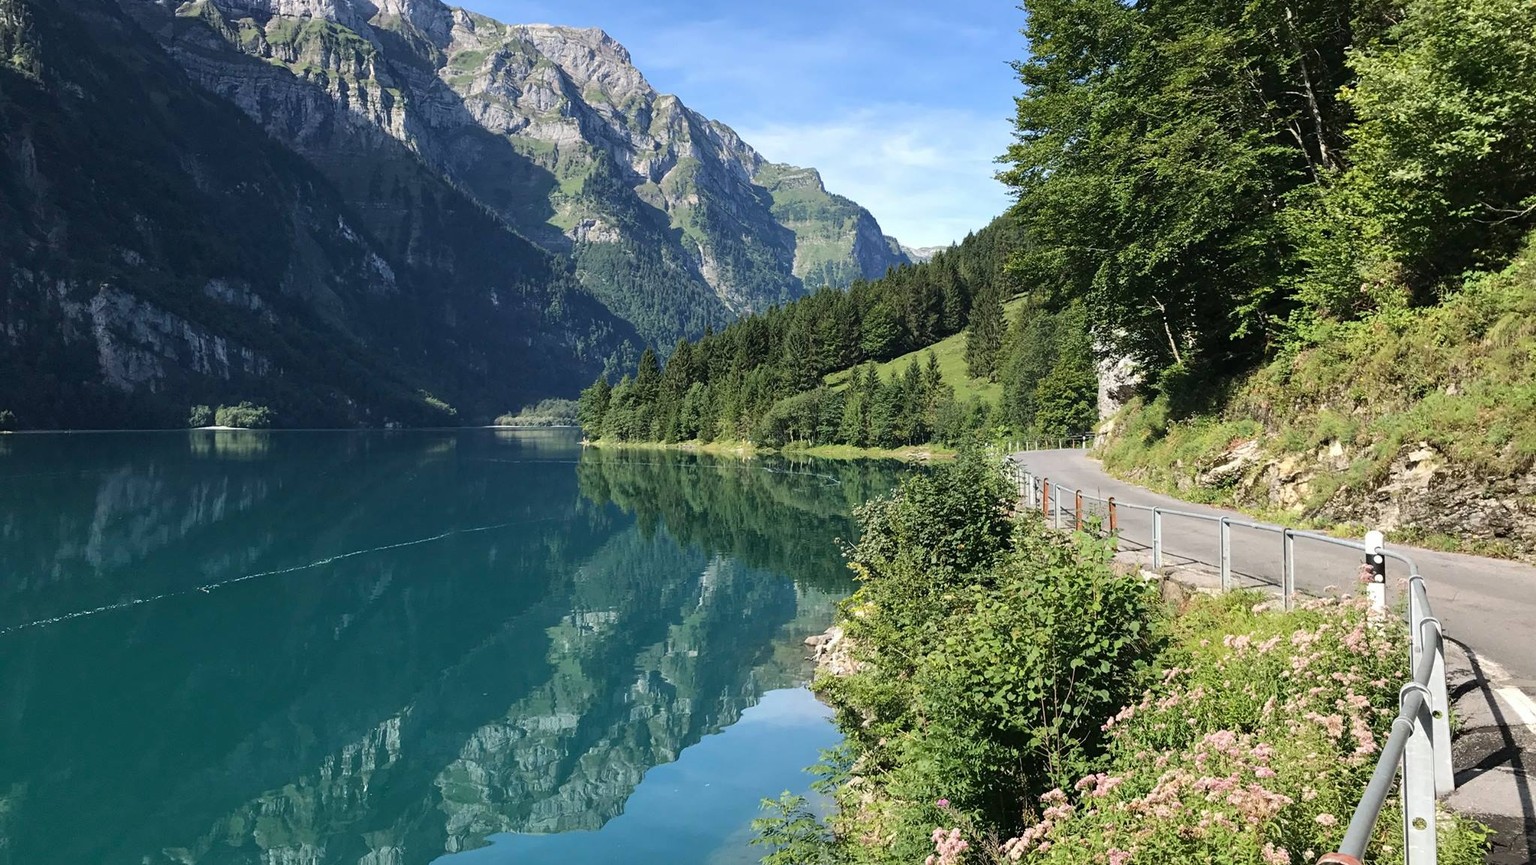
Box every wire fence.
[1007,457,1454,865]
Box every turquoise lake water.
[0,429,902,865]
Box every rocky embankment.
[804,625,862,678]
[1154,435,1536,560]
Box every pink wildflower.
[1315,813,1338,827]
[1108,848,1133,865]
[926,827,968,865]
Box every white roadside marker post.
[1364,530,1387,616]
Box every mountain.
[130,0,910,347]
[0,0,636,429]
[901,244,950,263]
[0,0,911,430]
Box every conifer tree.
[965,281,1006,381]
[577,377,612,437]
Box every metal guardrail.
[1002,433,1096,453]
[1007,459,1454,865]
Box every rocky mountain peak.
[370,0,452,41]
[127,0,911,349]
[504,23,650,104]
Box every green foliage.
[1002,0,1361,375]
[804,455,1165,859]
[999,302,1098,437]
[1004,0,1536,433]
[963,281,1006,381]
[494,398,578,426]
[187,405,213,428]
[577,377,612,436]
[1002,592,1490,865]
[751,794,845,865]
[213,402,275,429]
[578,218,1075,452]
[419,392,457,419]
[0,409,16,431]
[847,451,1015,642]
[1297,0,1536,314]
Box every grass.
[781,442,955,461]
[823,296,1027,405]
[586,438,764,458]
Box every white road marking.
[1495,686,1536,728]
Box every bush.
[770,457,1488,865]
[0,409,15,431]
[845,450,1015,653]
[923,592,1490,865]
[810,453,1166,860]
[495,398,580,427]
[187,405,213,427]
[214,402,275,429]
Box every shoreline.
[582,438,954,462]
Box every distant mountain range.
[901,244,952,263]
[0,0,912,428]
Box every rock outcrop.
[1179,436,1536,558]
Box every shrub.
[495,398,580,427]
[813,453,1165,860]
[926,592,1490,865]
[214,402,275,429]
[0,409,15,431]
[187,405,213,427]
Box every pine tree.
[632,347,662,439]
[965,281,1006,381]
[577,377,612,437]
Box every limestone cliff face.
[128,0,909,347]
[0,0,636,429]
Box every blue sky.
[461,0,1026,248]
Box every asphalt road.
[1013,448,1536,688]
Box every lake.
[0,429,904,865]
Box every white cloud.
[739,106,1015,248]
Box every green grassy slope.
[823,296,1026,405]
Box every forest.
[578,221,1101,448]
[584,0,1536,451]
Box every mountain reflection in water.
[0,430,903,865]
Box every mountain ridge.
[142,0,910,345]
[0,0,917,429]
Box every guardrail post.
[1409,576,1425,669]
[1053,486,1063,529]
[1151,508,1163,570]
[1420,614,1454,797]
[1041,478,1050,519]
[1107,497,1118,535]
[1219,517,1232,591]
[1282,529,1296,611]
[1401,682,1438,865]
[1364,530,1387,616]
[1074,491,1083,530]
